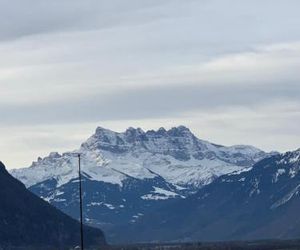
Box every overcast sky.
[1,0,300,169]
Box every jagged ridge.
[11,126,269,189]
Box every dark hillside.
[0,161,106,249]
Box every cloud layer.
[0,0,299,168]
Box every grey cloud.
[1,0,300,168]
[1,81,299,125]
[1,0,300,48]
[0,0,172,41]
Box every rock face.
[10,126,270,242]
[123,149,300,243]
[0,161,106,248]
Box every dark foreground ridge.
[0,161,106,249]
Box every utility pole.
[78,153,84,250]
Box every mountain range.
[0,161,106,249]
[120,149,300,243]
[10,126,273,242]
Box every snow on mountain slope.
[11,126,268,189]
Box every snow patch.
[87,202,115,210]
[273,169,286,183]
[141,187,183,200]
[271,184,300,209]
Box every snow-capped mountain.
[124,149,300,243]
[10,126,271,242]
[12,126,268,189]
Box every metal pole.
[78,154,84,250]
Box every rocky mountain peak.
[48,152,61,158]
[167,125,192,136]
[124,127,146,143]
[84,126,196,150]
[287,148,300,158]
[275,148,300,168]
[125,127,145,135]
[85,127,120,148]
[94,126,116,137]
[157,127,167,134]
